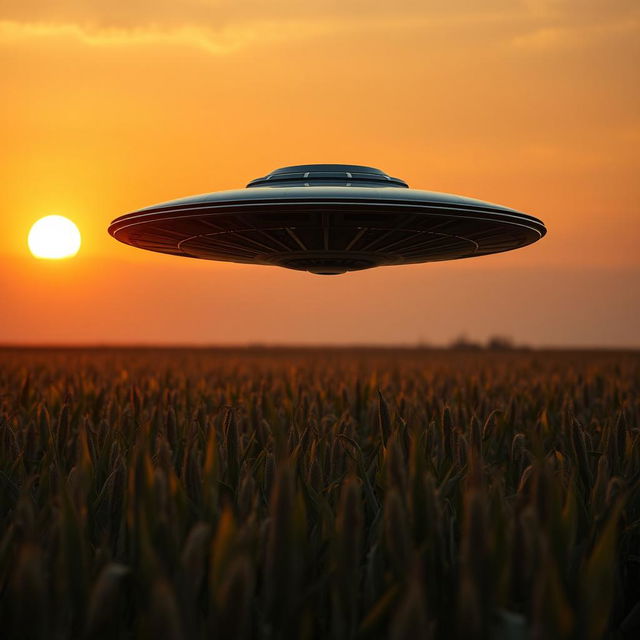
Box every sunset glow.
[1,1,638,346]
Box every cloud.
[509,18,639,50]
[512,0,640,49]
[0,2,521,54]
[0,1,637,54]
[0,19,352,54]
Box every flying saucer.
[108,164,546,275]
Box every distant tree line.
[447,334,530,350]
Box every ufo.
[108,164,546,275]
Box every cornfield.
[1,347,639,639]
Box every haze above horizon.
[1,0,638,347]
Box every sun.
[28,215,81,259]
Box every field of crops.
[1,347,639,639]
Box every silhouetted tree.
[487,335,515,351]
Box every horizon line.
[1,342,638,353]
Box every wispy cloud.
[0,1,637,54]
[511,0,640,49]
[509,18,639,50]
[0,19,352,54]
[0,6,517,54]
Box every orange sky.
[1,1,638,346]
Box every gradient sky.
[1,1,638,346]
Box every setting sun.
[28,215,81,259]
